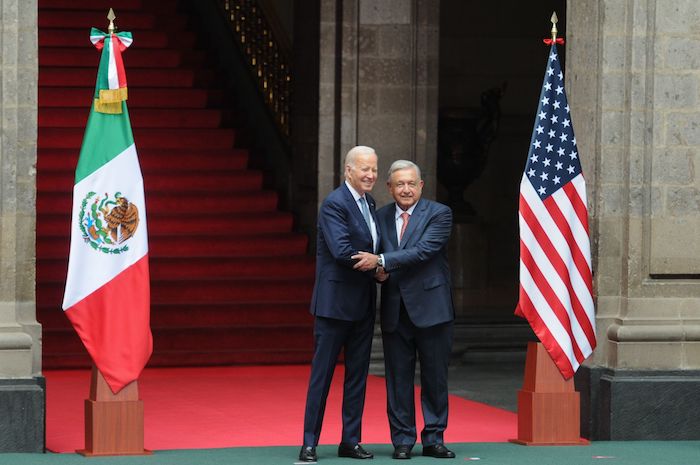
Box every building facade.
[1,0,699,450]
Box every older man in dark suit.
[299,146,380,462]
[353,160,455,460]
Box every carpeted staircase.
[36,0,315,368]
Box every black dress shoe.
[422,444,456,458]
[392,444,412,459]
[338,443,374,459]
[299,445,317,462]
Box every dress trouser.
[303,312,375,447]
[382,302,453,447]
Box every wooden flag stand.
[77,365,151,456]
[509,342,589,445]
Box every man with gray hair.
[353,160,455,459]
[300,146,380,462]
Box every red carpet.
[45,365,516,452]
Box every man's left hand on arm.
[351,251,379,271]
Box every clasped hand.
[351,251,389,282]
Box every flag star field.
[525,51,582,201]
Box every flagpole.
[509,12,591,446]
[75,9,151,457]
[550,12,558,43]
[107,8,116,35]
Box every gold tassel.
[94,98,123,114]
[94,87,128,114]
[98,87,128,103]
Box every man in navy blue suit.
[353,160,455,460]
[299,146,380,462]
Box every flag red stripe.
[563,181,590,234]
[517,285,574,378]
[523,192,584,289]
[113,36,127,88]
[523,194,595,350]
[565,186,595,303]
[555,185,594,293]
[520,193,582,297]
[65,255,152,393]
[519,239,585,364]
[542,196,596,348]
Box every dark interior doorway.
[438,1,567,347]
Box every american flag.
[515,44,596,379]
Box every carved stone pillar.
[568,0,700,439]
[0,0,45,452]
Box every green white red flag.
[62,28,152,393]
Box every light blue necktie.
[359,196,371,228]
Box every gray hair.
[387,159,421,181]
[345,145,376,167]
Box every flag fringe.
[95,87,128,114]
[94,99,123,114]
[99,87,128,103]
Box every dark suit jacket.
[377,198,454,332]
[310,183,380,321]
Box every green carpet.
[1,442,698,465]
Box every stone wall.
[0,0,45,452]
[568,0,700,439]
[317,0,439,207]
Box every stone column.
[0,0,44,452]
[568,0,700,439]
[317,0,439,206]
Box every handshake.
[351,251,388,282]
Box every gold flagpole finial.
[107,8,117,34]
[550,12,558,42]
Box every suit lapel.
[341,184,370,236]
[383,205,399,250]
[342,184,379,248]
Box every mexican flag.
[62,28,152,394]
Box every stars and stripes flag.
[515,44,596,379]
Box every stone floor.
[370,349,526,413]
[447,350,526,412]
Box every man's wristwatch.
[377,255,384,267]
